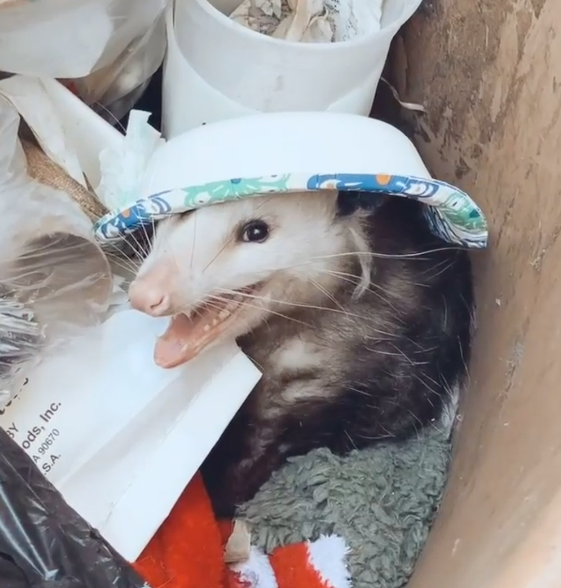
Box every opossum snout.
[129,281,171,316]
[128,263,175,317]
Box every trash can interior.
[0,1,558,586]
[393,1,561,586]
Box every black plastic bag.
[0,429,150,588]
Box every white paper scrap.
[97,110,164,210]
[229,0,384,42]
[0,308,261,561]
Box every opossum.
[128,191,473,516]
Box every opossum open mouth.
[154,286,258,368]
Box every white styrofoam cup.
[162,0,422,137]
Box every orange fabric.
[134,473,226,588]
[270,543,329,588]
[132,473,336,588]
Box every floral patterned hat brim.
[93,172,488,249]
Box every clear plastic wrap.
[0,84,157,587]
[0,0,168,122]
[0,95,112,407]
[0,289,43,405]
[67,12,167,123]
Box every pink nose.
[128,280,171,316]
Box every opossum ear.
[335,191,389,217]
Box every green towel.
[238,402,456,588]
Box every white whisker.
[207,293,314,329]
[310,278,347,313]
[217,287,364,322]
[215,288,400,338]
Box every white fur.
[306,535,352,588]
[271,338,327,372]
[230,546,278,588]
[134,191,369,343]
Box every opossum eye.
[239,219,270,243]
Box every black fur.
[202,197,473,516]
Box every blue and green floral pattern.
[93,172,488,249]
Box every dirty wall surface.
[391,1,561,586]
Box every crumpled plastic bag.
[0,86,147,588]
[0,428,150,588]
[0,94,112,408]
[0,0,168,121]
[0,291,43,410]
